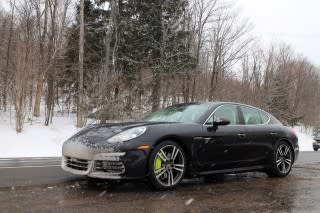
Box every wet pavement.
[0,152,320,213]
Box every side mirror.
[213,119,230,126]
[207,118,230,132]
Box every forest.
[0,0,319,133]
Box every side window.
[205,105,239,125]
[240,106,263,125]
[259,111,270,124]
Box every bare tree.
[77,0,85,127]
[208,6,253,101]
[13,0,36,132]
[2,0,15,112]
[189,0,219,101]
[33,0,48,117]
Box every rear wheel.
[148,141,186,190]
[314,147,319,151]
[266,141,293,177]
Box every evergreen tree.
[62,0,196,116]
[266,74,302,126]
[63,0,109,108]
[99,0,196,111]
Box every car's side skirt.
[199,165,266,176]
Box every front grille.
[94,160,125,174]
[65,156,89,171]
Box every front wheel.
[266,141,293,177]
[148,141,186,190]
[314,147,319,151]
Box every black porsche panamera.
[62,102,299,190]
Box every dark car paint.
[65,102,299,179]
[197,124,247,170]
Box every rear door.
[238,106,280,166]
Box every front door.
[196,104,246,171]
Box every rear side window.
[259,111,270,124]
[240,106,263,125]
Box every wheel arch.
[153,136,190,159]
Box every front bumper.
[62,141,149,179]
[62,152,126,179]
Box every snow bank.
[294,126,314,151]
[0,116,79,158]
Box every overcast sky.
[236,0,320,66]
[1,0,319,66]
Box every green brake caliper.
[154,154,163,172]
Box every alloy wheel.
[275,144,293,174]
[153,145,185,187]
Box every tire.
[314,148,319,151]
[266,141,293,177]
[148,141,186,190]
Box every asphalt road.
[0,152,320,212]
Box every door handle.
[238,133,246,138]
[270,132,278,135]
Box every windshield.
[144,104,211,123]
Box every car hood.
[64,121,172,147]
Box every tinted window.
[240,106,263,125]
[259,111,270,124]
[206,105,239,125]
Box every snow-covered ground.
[0,115,79,158]
[0,111,315,158]
[294,126,314,151]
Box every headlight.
[107,126,147,143]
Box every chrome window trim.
[203,103,271,126]
[203,104,223,126]
[203,104,240,126]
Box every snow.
[296,131,313,151]
[98,191,107,197]
[0,109,315,157]
[160,194,167,199]
[294,126,314,151]
[0,114,79,158]
[185,198,194,205]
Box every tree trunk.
[44,0,58,126]
[3,0,15,112]
[77,0,85,127]
[34,0,49,117]
[151,72,160,112]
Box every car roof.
[190,101,262,109]
[172,101,269,113]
